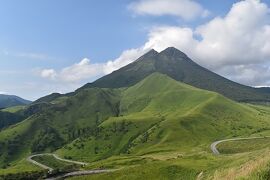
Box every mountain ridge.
[0,94,31,109]
[77,47,270,103]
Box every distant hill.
[78,47,270,103]
[0,94,31,109]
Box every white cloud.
[0,91,7,95]
[40,58,103,83]
[129,0,209,20]
[143,26,197,53]
[40,69,57,80]
[142,0,270,66]
[59,58,103,82]
[217,64,270,87]
[194,0,270,67]
[39,51,149,83]
[103,48,148,74]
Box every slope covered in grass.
[217,137,270,154]
[0,88,121,168]
[57,73,270,162]
[1,73,270,179]
[32,155,70,169]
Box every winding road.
[210,136,270,155]
[27,136,270,178]
[27,153,88,172]
[27,154,54,172]
[27,153,113,179]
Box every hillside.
[0,87,121,168]
[58,73,270,161]
[1,73,270,179]
[0,94,31,109]
[78,47,270,103]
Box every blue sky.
[1,0,270,100]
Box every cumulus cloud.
[142,0,270,66]
[103,48,148,74]
[40,69,57,80]
[39,50,148,83]
[194,0,270,67]
[218,64,270,87]
[129,0,209,20]
[40,58,103,83]
[59,58,103,82]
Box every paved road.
[210,136,270,155]
[27,154,54,172]
[51,153,88,166]
[27,153,88,173]
[27,153,113,178]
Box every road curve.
[52,154,88,166]
[27,153,88,172]
[27,153,113,179]
[211,136,270,155]
[27,154,54,172]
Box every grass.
[217,137,270,154]
[68,149,270,180]
[31,155,74,169]
[211,149,270,180]
[1,105,26,113]
[0,159,41,175]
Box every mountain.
[258,87,270,94]
[79,47,270,103]
[0,94,31,109]
[1,73,270,179]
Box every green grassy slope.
[32,155,67,169]
[57,74,270,169]
[1,106,26,113]
[0,88,121,168]
[0,111,26,130]
[217,137,270,154]
[1,73,270,179]
[69,149,270,180]
[0,103,51,130]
